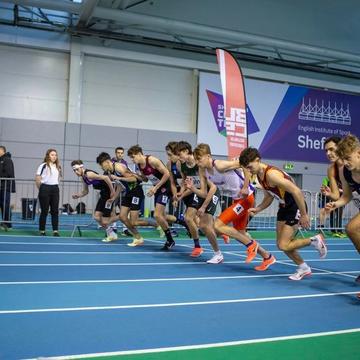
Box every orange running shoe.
[254,255,276,271]
[245,240,259,263]
[190,247,204,257]
[221,234,230,244]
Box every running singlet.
[140,156,169,187]
[258,165,296,207]
[82,169,108,192]
[205,160,255,199]
[108,160,139,191]
[343,166,360,209]
[170,161,182,188]
[181,161,201,188]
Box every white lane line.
[1,291,358,315]
[1,271,359,286]
[42,328,360,359]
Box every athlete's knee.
[154,211,164,223]
[185,213,195,225]
[277,241,291,252]
[214,220,224,233]
[119,214,127,223]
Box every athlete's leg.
[199,213,219,252]
[345,212,360,252]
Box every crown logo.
[298,98,351,125]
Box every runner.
[127,145,175,250]
[194,143,276,270]
[325,134,360,296]
[239,147,327,280]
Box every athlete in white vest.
[193,143,276,271]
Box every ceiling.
[1,0,360,78]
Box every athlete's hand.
[197,206,205,217]
[320,185,331,196]
[72,194,80,199]
[238,187,249,199]
[146,187,156,197]
[185,177,194,190]
[172,198,178,208]
[299,213,310,229]
[325,201,336,213]
[248,207,259,217]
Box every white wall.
[0,44,68,122]
[81,56,195,132]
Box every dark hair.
[239,147,261,167]
[324,136,342,146]
[176,141,192,155]
[0,145,6,153]
[96,152,112,165]
[165,141,178,153]
[71,160,83,167]
[128,145,143,157]
[115,146,124,152]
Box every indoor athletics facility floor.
[0,230,359,359]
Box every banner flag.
[216,49,248,159]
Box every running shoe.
[190,247,204,257]
[288,266,312,281]
[127,237,144,247]
[161,240,175,251]
[157,226,165,238]
[355,275,360,284]
[245,240,259,263]
[102,232,118,243]
[310,233,327,258]
[254,255,276,271]
[221,234,230,244]
[53,231,60,237]
[206,253,224,264]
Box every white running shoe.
[102,230,118,243]
[311,233,327,259]
[206,253,224,264]
[288,266,312,281]
[157,226,165,238]
[127,238,144,247]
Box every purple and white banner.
[198,72,360,163]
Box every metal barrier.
[0,177,357,234]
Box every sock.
[299,262,309,270]
[214,250,221,256]
[245,240,254,248]
[193,238,200,248]
[164,229,174,243]
[264,254,272,260]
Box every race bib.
[132,197,140,205]
[233,203,244,215]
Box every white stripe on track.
[0,271,359,286]
[0,290,358,315]
[40,328,360,359]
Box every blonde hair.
[193,143,211,160]
[336,134,360,159]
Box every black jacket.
[0,152,16,192]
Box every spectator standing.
[35,149,61,236]
[0,146,15,229]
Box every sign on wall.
[198,72,360,163]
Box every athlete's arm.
[186,168,208,199]
[198,172,217,216]
[249,191,274,215]
[213,159,240,172]
[87,171,116,200]
[166,160,178,198]
[148,156,170,192]
[112,163,137,182]
[267,169,310,228]
[326,168,352,211]
[323,164,342,201]
[72,178,89,199]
